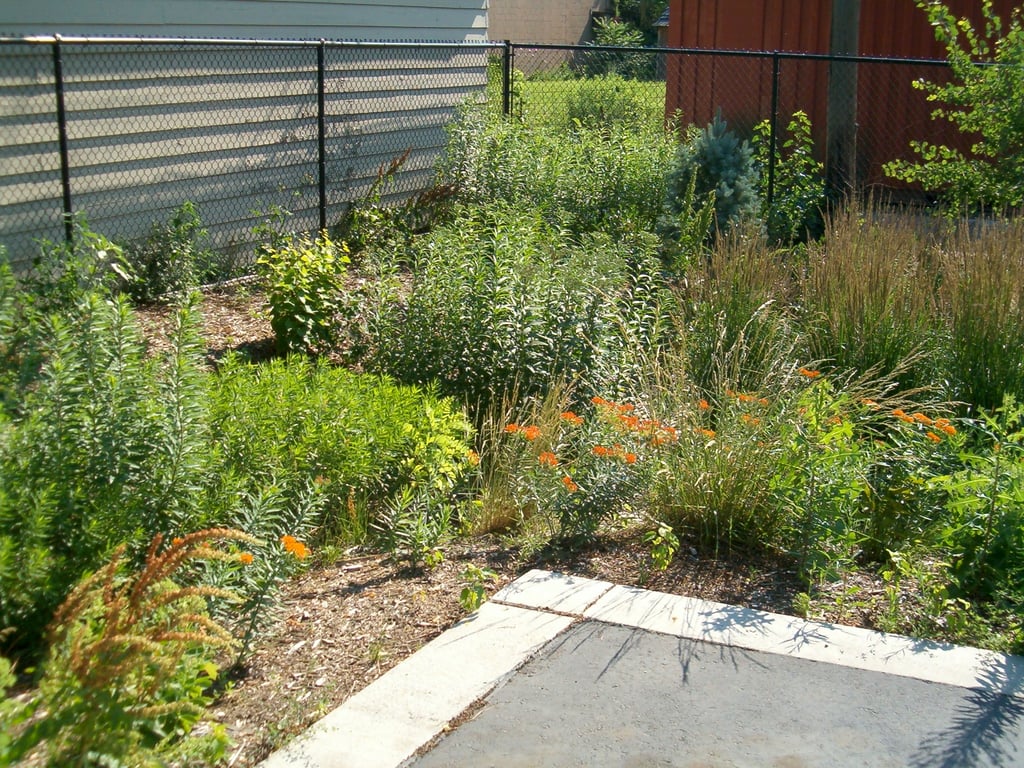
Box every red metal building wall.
[665,0,1018,191]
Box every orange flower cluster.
[592,444,638,464]
[892,410,956,441]
[467,449,481,466]
[725,389,770,407]
[239,552,254,565]
[561,475,579,493]
[505,423,542,441]
[591,395,678,447]
[696,428,716,440]
[281,535,310,560]
[538,451,559,467]
[560,411,584,426]
[798,367,822,379]
[740,413,761,427]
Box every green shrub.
[437,107,674,236]
[929,397,1024,608]
[664,114,760,238]
[24,215,130,314]
[565,74,663,130]
[883,1,1024,212]
[752,111,826,244]
[584,16,652,80]
[255,230,350,355]
[0,294,216,657]
[123,202,218,304]
[370,206,670,417]
[207,355,474,546]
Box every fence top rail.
[509,41,952,68]
[0,34,503,50]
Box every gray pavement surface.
[260,569,1024,768]
[412,620,1024,768]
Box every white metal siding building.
[0,1,491,268]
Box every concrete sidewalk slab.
[259,599,574,768]
[259,569,1024,768]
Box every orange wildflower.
[171,537,185,546]
[617,402,636,413]
[737,392,756,403]
[620,414,640,430]
[935,418,956,436]
[281,535,310,560]
[521,425,541,441]
[562,476,579,493]
[798,367,821,379]
[892,409,915,424]
[538,451,559,467]
[912,412,934,426]
[698,399,710,411]
[593,445,612,457]
[926,431,942,443]
[505,423,520,433]
[758,397,770,407]
[591,396,611,407]
[623,452,638,464]
[239,552,254,565]
[561,411,584,426]
[697,428,716,439]
[467,449,480,466]
[741,413,761,426]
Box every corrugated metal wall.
[0,39,491,269]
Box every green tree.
[884,0,1024,212]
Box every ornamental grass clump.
[2,530,254,767]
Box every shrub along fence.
[1,36,961,271]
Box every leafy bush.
[565,74,664,130]
[929,397,1024,608]
[370,206,670,417]
[584,16,652,80]
[24,215,130,314]
[255,230,350,355]
[437,107,674,236]
[883,1,1024,212]
[123,201,217,304]
[664,114,760,238]
[752,111,826,244]
[207,354,474,546]
[0,294,215,657]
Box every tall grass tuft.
[677,228,799,398]
[801,207,941,391]
[938,219,1024,412]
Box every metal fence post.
[52,35,74,245]
[766,50,781,218]
[502,40,512,117]
[317,40,328,233]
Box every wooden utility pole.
[826,0,860,199]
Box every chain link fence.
[507,43,961,206]
[2,36,968,274]
[0,36,498,273]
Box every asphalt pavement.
[260,569,1024,768]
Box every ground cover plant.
[4,27,1024,761]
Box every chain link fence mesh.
[0,38,495,274]
[1,37,975,276]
